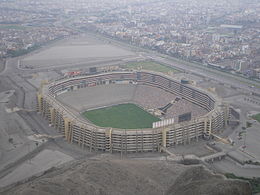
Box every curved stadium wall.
[37,70,229,153]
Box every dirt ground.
[1,159,251,195]
[20,35,136,69]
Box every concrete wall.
[37,71,228,153]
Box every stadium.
[37,69,229,153]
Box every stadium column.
[209,117,212,135]
[70,120,75,143]
[120,133,123,158]
[110,128,113,153]
[135,130,138,152]
[124,130,127,154]
[105,128,113,153]
[204,117,208,134]
[224,103,229,127]
[78,125,83,146]
[174,126,177,145]
[58,110,63,132]
[36,93,43,113]
[64,117,72,143]
[187,124,191,144]
[162,129,167,148]
[141,131,144,152]
[90,130,93,152]
[152,130,155,152]
[194,119,198,142]
[81,125,86,149]
[49,107,55,126]
[182,125,186,145]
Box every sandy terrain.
[23,45,134,61]
[1,159,251,195]
[20,35,136,69]
[198,81,240,98]
[0,149,73,188]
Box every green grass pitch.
[82,103,160,129]
[123,61,180,74]
[252,113,260,123]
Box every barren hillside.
[1,159,251,195]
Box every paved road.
[3,32,260,97]
[0,49,99,187]
[147,55,260,94]
[210,93,260,178]
[211,158,260,178]
[88,32,260,95]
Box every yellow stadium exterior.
[37,70,229,153]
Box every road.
[2,31,260,96]
[86,32,260,95]
[0,50,98,188]
[209,92,260,178]
[146,54,260,94]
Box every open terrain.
[0,159,251,195]
[20,35,137,69]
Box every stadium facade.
[37,70,229,153]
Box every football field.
[82,103,160,129]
